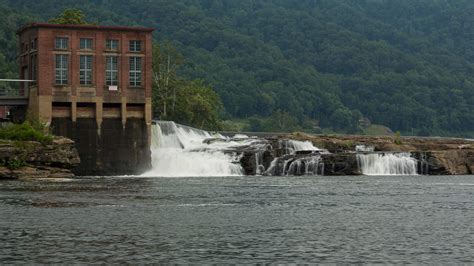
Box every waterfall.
[280,139,320,154]
[417,153,430,175]
[286,155,324,176]
[146,121,327,177]
[255,150,266,175]
[265,154,324,176]
[264,140,325,176]
[356,152,418,175]
[144,121,244,177]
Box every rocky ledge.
[218,132,474,176]
[285,132,474,153]
[0,137,80,179]
[287,133,474,175]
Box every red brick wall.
[23,26,153,100]
[18,28,38,96]
[0,106,8,119]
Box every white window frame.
[55,54,68,85]
[80,38,93,50]
[79,55,93,85]
[129,40,141,52]
[55,37,68,50]
[129,57,142,87]
[106,39,119,51]
[106,56,118,86]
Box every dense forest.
[0,0,473,137]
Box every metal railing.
[0,79,34,105]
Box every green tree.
[151,42,184,119]
[259,110,301,132]
[172,80,223,130]
[151,42,223,130]
[48,8,89,25]
[3,0,474,137]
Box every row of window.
[22,39,38,53]
[55,37,141,52]
[54,55,142,86]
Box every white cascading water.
[356,153,417,175]
[264,139,325,176]
[355,144,375,152]
[286,156,324,176]
[145,121,327,177]
[144,121,244,177]
[283,140,319,153]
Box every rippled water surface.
[1,175,473,263]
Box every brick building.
[17,23,154,175]
[17,23,153,127]
[0,106,8,120]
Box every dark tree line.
[1,0,473,136]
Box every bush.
[0,121,53,143]
[0,158,26,170]
[394,131,403,145]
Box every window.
[106,56,118,86]
[55,54,68,85]
[55,37,68,50]
[80,38,93,50]
[106,39,119,51]
[30,55,36,83]
[79,55,93,85]
[129,57,141,87]
[31,38,37,50]
[129,40,141,52]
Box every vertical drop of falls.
[145,121,244,177]
[264,139,325,176]
[356,152,418,175]
[145,121,327,177]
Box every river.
[1,175,473,263]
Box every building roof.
[17,23,154,35]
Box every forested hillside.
[1,0,473,137]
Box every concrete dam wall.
[52,118,151,176]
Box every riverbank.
[0,137,80,179]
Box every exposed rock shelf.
[285,132,474,153]
[149,121,474,176]
[284,133,474,175]
[0,137,80,179]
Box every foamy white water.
[145,122,326,177]
[145,121,246,177]
[147,123,418,177]
[282,140,320,154]
[357,152,417,175]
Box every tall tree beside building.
[151,43,184,119]
[151,42,223,130]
